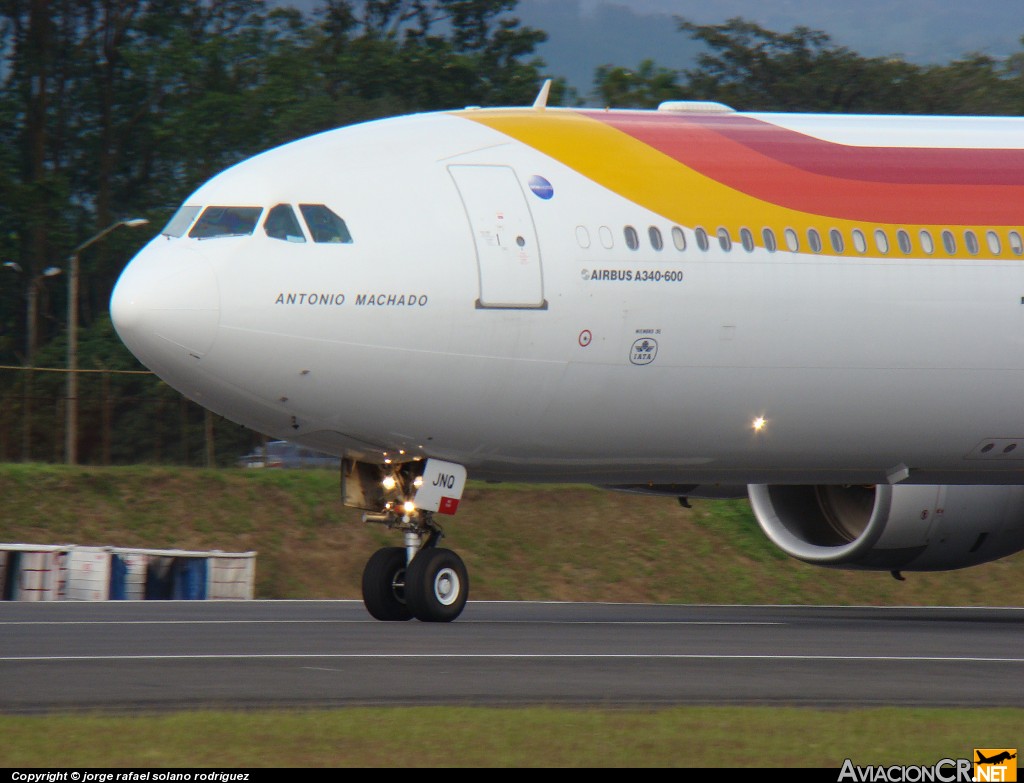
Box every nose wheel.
[361,510,470,622]
[362,544,469,622]
[361,547,413,621]
[405,548,468,622]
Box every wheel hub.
[433,568,460,606]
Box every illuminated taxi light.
[403,501,416,514]
[413,476,424,489]
[752,416,766,432]
[382,475,397,490]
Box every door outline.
[449,164,547,310]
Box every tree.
[594,59,682,109]
[0,0,557,462]
[677,17,924,113]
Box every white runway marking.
[2,653,1023,663]
[0,619,782,626]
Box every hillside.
[0,464,1021,606]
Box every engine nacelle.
[747,484,1024,571]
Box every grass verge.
[2,706,1020,767]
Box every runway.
[1,600,1021,713]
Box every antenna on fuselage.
[532,79,552,110]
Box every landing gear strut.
[362,512,469,622]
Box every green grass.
[2,463,1023,604]
[2,464,1022,767]
[1,707,1019,767]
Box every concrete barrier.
[0,545,68,601]
[0,544,255,600]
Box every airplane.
[110,81,1024,622]
[977,751,1016,765]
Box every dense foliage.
[597,17,1024,111]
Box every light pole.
[4,261,62,460]
[66,218,149,465]
[4,261,63,361]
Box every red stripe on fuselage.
[583,111,1024,225]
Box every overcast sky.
[517,0,1024,97]
[279,1,1024,100]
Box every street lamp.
[4,261,63,460]
[4,261,63,361]
[66,217,149,464]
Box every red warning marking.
[439,497,460,515]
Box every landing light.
[381,475,397,491]
[403,501,416,515]
[752,416,766,432]
[413,476,424,489]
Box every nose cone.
[111,243,220,366]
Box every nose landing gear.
[350,458,470,622]
[361,511,469,622]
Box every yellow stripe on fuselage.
[458,108,1016,260]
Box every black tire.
[405,547,469,622]
[362,547,413,621]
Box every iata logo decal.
[630,338,658,365]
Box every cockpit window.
[264,204,306,243]
[188,206,262,239]
[299,204,353,244]
[162,205,202,237]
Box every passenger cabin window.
[648,226,663,251]
[942,230,957,255]
[1011,231,1024,255]
[717,227,732,251]
[920,230,935,255]
[671,226,686,251]
[740,228,755,252]
[807,228,822,253]
[299,204,353,244]
[624,225,640,250]
[852,229,867,254]
[264,204,306,243]
[695,227,710,251]
[162,205,202,237]
[874,229,889,254]
[964,230,980,255]
[896,229,912,255]
[188,206,262,239]
[784,228,799,252]
[762,228,777,253]
[829,229,844,253]
[986,231,1001,255]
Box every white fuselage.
[110,108,1024,486]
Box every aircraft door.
[449,165,546,309]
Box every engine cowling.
[747,484,1024,571]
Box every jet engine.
[747,484,1024,571]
